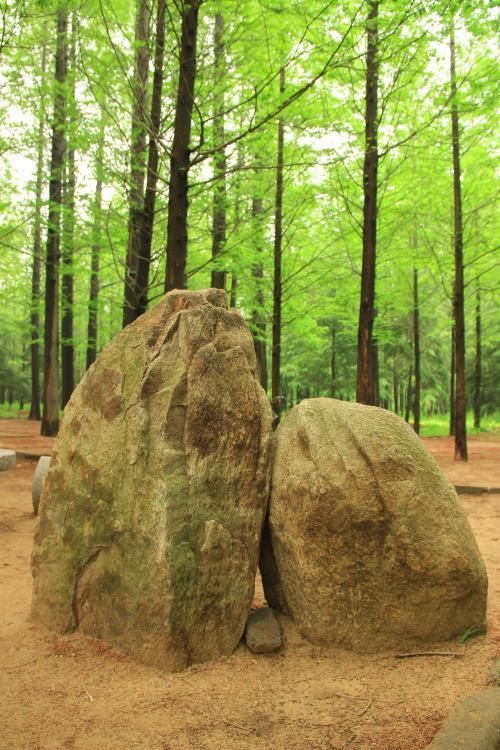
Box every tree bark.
[331,326,336,398]
[60,148,75,409]
[86,111,105,370]
[474,286,481,429]
[229,274,237,307]
[29,38,48,421]
[41,8,68,437]
[228,144,243,308]
[165,0,201,291]
[123,0,150,326]
[356,0,379,405]
[413,267,421,434]
[449,323,456,435]
[405,366,412,424]
[251,196,267,392]
[450,18,467,460]
[271,67,285,420]
[211,12,227,290]
[61,14,77,409]
[372,336,380,406]
[393,370,399,414]
[135,0,166,318]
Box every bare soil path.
[0,419,499,749]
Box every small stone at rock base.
[245,607,281,654]
[32,456,51,516]
[0,449,16,472]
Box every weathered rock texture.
[261,398,487,651]
[245,607,281,654]
[32,456,51,516]
[32,289,272,671]
[425,688,500,750]
[0,449,16,471]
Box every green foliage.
[0,0,497,428]
[458,625,484,644]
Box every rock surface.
[425,688,500,750]
[260,398,488,651]
[32,289,272,671]
[245,607,281,654]
[32,456,51,516]
[0,449,16,471]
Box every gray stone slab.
[426,687,500,750]
[455,485,488,495]
[245,607,281,654]
[0,449,16,472]
[32,456,51,516]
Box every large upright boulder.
[32,289,272,671]
[261,398,487,651]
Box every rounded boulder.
[260,398,487,651]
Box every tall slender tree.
[165,0,201,291]
[474,286,481,429]
[86,111,105,369]
[271,67,285,421]
[135,0,166,317]
[251,194,267,391]
[29,38,48,421]
[41,7,68,437]
[412,267,421,433]
[210,11,227,290]
[61,12,77,408]
[123,0,151,326]
[356,0,379,405]
[449,322,456,435]
[450,16,467,460]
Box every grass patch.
[420,412,500,438]
[0,402,30,419]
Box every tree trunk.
[331,326,336,398]
[86,111,105,370]
[211,12,227,290]
[271,67,285,421]
[413,267,421,434]
[450,18,467,460]
[135,0,166,318]
[356,0,379,405]
[405,366,412,424]
[449,323,456,436]
[29,38,48,421]
[165,0,201,292]
[61,147,75,408]
[61,14,76,409]
[251,196,267,392]
[474,286,481,429]
[229,274,237,307]
[372,336,380,406]
[393,370,399,414]
[41,8,68,437]
[123,0,150,326]
[228,145,243,308]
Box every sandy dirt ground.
[0,419,499,750]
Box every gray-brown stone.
[425,688,500,750]
[32,289,272,671]
[260,398,487,651]
[245,607,281,654]
[32,456,51,516]
[0,449,16,471]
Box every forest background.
[0,0,498,461]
